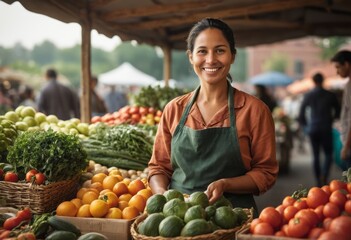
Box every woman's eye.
[216,49,225,54]
[197,49,206,54]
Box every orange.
[76,187,89,199]
[122,206,140,219]
[91,172,107,184]
[70,198,83,209]
[118,200,129,211]
[128,194,146,212]
[100,192,119,208]
[123,178,131,186]
[105,207,122,219]
[90,182,104,193]
[76,204,92,218]
[82,191,99,205]
[112,182,129,196]
[102,175,120,191]
[119,193,132,202]
[128,179,146,195]
[100,189,112,195]
[137,188,153,200]
[90,199,109,218]
[56,201,78,217]
[87,187,100,195]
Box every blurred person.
[90,76,107,116]
[103,85,128,113]
[0,81,12,114]
[37,68,80,120]
[298,72,340,186]
[19,85,37,110]
[254,84,277,112]
[331,50,351,169]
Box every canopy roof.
[3,0,351,50]
[98,62,157,86]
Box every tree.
[315,37,351,60]
[263,52,288,73]
[31,40,58,65]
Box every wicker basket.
[0,176,80,214]
[131,208,253,240]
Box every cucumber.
[45,230,77,240]
[77,232,108,240]
[48,216,81,237]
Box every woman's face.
[188,28,234,85]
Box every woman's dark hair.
[186,18,236,54]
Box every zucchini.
[48,216,81,237]
[45,230,77,240]
[77,232,108,240]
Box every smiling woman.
[0,1,120,50]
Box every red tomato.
[250,218,262,233]
[306,187,329,209]
[91,115,101,123]
[3,216,22,230]
[281,224,289,235]
[4,172,18,182]
[329,179,347,192]
[0,230,11,239]
[139,107,148,115]
[347,182,351,194]
[329,190,347,210]
[156,110,163,117]
[308,227,324,239]
[131,113,141,122]
[293,198,308,210]
[25,169,38,182]
[323,202,340,218]
[253,222,274,235]
[294,209,319,227]
[34,173,46,185]
[17,232,36,240]
[314,205,325,222]
[282,196,296,207]
[323,217,332,229]
[318,231,347,240]
[344,200,351,214]
[17,207,32,221]
[283,205,298,222]
[129,106,139,114]
[286,217,310,238]
[275,204,286,215]
[259,207,282,229]
[321,185,332,197]
[274,230,286,237]
[329,215,351,238]
[148,107,156,114]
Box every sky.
[0,1,121,51]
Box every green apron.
[170,84,257,213]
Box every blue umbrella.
[250,71,293,86]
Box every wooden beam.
[80,7,92,123]
[101,0,221,21]
[112,0,324,30]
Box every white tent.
[98,62,157,86]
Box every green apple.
[15,106,24,116]
[22,116,37,127]
[57,120,66,128]
[20,106,36,118]
[35,112,47,124]
[4,111,19,123]
[15,121,28,131]
[46,115,59,124]
[65,122,77,130]
[69,128,79,135]
[77,123,89,136]
[27,126,40,131]
[70,118,81,125]
[40,121,49,129]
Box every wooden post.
[162,45,172,86]
[80,8,92,123]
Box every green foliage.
[315,37,351,60]
[31,40,58,65]
[7,129,87,182]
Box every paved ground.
[254,139,344,213]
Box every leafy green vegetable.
[7,129,87,182]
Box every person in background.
[148,18,278,216]
[331,50,351,169]
[0,81,12,114]
[37,68,80,120]
[19,85,38,110]
[298,72,340,186]
[90,76,108,116]
[254,84,277,112]
[103,85,128,113]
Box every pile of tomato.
[250,179,351,239]
[0,168,45,185]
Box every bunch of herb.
[7,129,87,182]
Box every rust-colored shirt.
[148,88,278,194]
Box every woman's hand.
[205,179,226,204]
